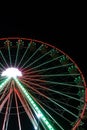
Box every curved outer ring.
[0,37,87,130]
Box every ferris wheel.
[0,37,86,130]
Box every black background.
[0,2,86,129]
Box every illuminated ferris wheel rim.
[0,37,87,130]
[0,37,86,87]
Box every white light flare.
[37,113,42,119]
[1,67,22,78]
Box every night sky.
[0,12,86,81]
[0,3,86,130]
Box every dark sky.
[0,7,86,81]
[0,3,86,129]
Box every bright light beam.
[1,67,22,78]
[0,78,10,92]
[14,78,55,130]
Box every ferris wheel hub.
[1,67,22,78]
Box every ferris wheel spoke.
[0,81,10,102]
[52,98,80,110]
[20,79,80,118]
[17,42,31,67]
[0,76,6,80]
[23,63,73,74]
[15,78,56,130]
[0,88,13,112]
[28,73,80,78]
[18,79,78,118]
[30,86,72,113]
[7,45,12,67]
[22,54,63,71]
[48,97,78,118]
[14,87,37,129]
[14,44,20,66]
[0,78,11,93]
[21,79,83,103]
[21,44,42,68]
[5,89,13,130]
[14,92,22,130]
[2,88,12,130]
[0,51,9,67]
[2,99,9,130]
[33,98,65,130]
[23,49,52,69]
[41,79,84,88]
[0,63,6,70]
[32,95,65,130]
[37,99,72,124]
[19,79,49,100]
[52,91,84,102]
[22,76,84,88]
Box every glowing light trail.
[14,78,55,130]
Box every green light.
[74,76,83,85]
[46,120,49,125]
[14,78,55,130]
[0,78,10,90]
